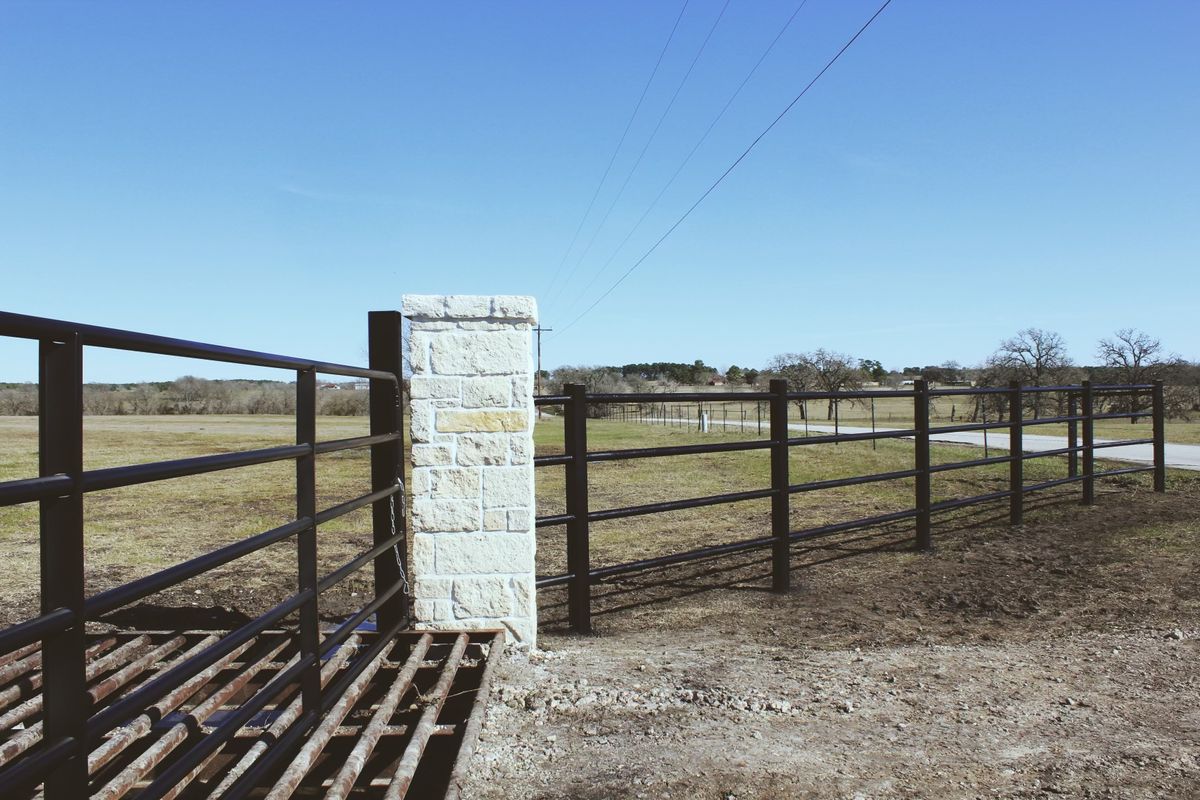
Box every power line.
[552,0,894,339]
[561,0,811,318]
[542,0,691,302]
[546,0,731,308]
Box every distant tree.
[319,391,370,416]
[551,365,653,417]
[942,360,964,383]
[920,365,944,383]
[766,353,815,418]
[689,359,716,384]
[742,368,760,386]
[859,359,886,383]
[1096,329,1183,422]
[988,328,1073,418]
[1173,361,1200,419]
[620,361,711,384]
[808,349,864,419]
[920,360,963,385]
[767,350,862,419]
[725,365,744,385]
[552,365,624,394]
[1096,329,1169,385]
[0,386,37,415]
[967,362,1010,421]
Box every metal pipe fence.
[0,310,410,798]
[534,379,1166,633]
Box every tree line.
[0,377,375,416]
[548,328,1199,422]
[2,329,1195,421]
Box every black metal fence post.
[1152,379,1166,492]
[296,368,320,714]
[769,379,790,592]
[1068,391,1079,478]
[1009,381,1023,526]
[39,333,87,799]
[564,383,592,633]
[368,311,407,631]
[1082,380,1095,505]
[870,398,877,451]
[834,397,840,444]
[914,380,931,550]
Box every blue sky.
[1,1,1197,382]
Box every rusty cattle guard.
[0,311,503,799]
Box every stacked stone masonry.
[403,294,538,646]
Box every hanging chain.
[389,476,411,596]
[387,379,409,596]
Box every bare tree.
[0,386,37,415]
[988,328,1073,418]
[1097,329,1166,382]
[766,353,815,419]
[766,353,814,389]
[1172,361,1200,419]
[808,349,863,419]
[767,350,861,419]
[1096,329,1181,422]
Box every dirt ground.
[459,479,1200,800]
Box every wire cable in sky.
[559,0,811,320]
[552,0,894,339]
[546,0,731,308]
[542,0,691,302]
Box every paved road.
[646,417,1200,471]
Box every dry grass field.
[0,414,375,628]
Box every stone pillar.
[403,295,538,646]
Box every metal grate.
[0,628,503,799]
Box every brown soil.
[460,479,1200,799]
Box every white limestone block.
[429,332,529,377]
[429,467,481,500]
[456,434,508,466]
[508,435,531,465]
[409,376,461,400]
[434,533,532,574]
[412,498,478,533]
[483,466,533,509]
[462,377,512,408]
[507,509,531,532]
[453,576,514,617]
[411,444,454,467]
[490,295,537,321]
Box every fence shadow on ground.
[537,489,1090,634]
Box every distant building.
[708,375,726,386]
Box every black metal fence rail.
[535,379,1167,633]
[0,310,409,799]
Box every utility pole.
[534,325,552,419]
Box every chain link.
[389,477,411,596]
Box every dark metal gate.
[0,311,503,798]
